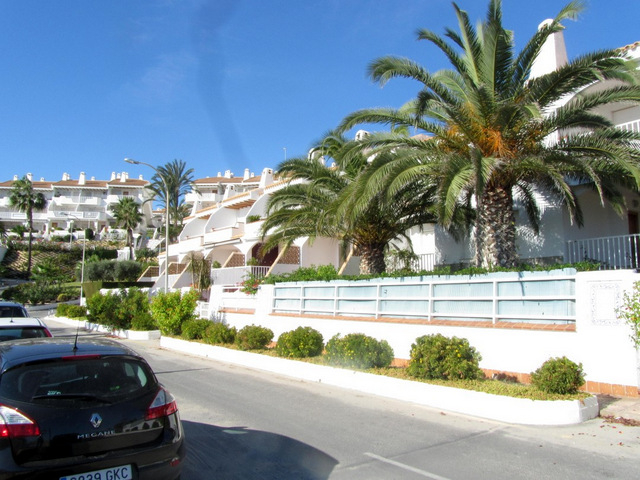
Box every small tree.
[110,197,143,260]
[8,176,47,277]
[617,281,640,349]
[150,289,199,336]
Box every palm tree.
[111,197,143,260]
[146,159,197,237]
[261,131,439,274]
[8,176,47,277]
[338,0,640,268]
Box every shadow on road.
[182,420,338,479]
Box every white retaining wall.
[210,270,640,389]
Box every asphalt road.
[45,320,640,480]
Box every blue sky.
[1,0,639,183]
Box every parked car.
[0,302,52,340]
[0,337,185,479]
[0,302,29,318]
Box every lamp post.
[63,213,86,305]
[124,158,170,293]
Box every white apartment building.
[0,171,155,241]
[158,29,640,294]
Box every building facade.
[0,171,155,241]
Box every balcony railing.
[565,233,640,269]
[212,266,270,287]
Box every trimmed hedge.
[325,333,393,369]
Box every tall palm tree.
[8,176,47,277]
[261,131,439,274]
[338,0,640,268]
[147,159,197,237]
[111,197,143,260]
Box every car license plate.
[60,464,132,480]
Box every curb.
[160,336,600,426]
[45,316,161,341]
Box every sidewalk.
[599,395,640,426]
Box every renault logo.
[90,413,103,429]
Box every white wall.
[213,270,640,390]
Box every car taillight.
[0,405,40,438]
[146,387,178,420]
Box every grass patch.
[186,339,590,402]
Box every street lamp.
[62,213,86,306]
[124,158,170,293]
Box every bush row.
[57,289,585,395]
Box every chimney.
[79,172,86,185]
[139,174,144,180]
[120,172,128,182]
[243,168,250,180]
[111,172,116,181]
[62,173,70,181]
[26,173,33,181]
[224,170,233,178]
[259,168,274,189]
[529,19,568,79]
[13,175,18,181]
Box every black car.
[0,337,185,479]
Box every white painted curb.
[160,336,599,426]
[44,316,161,340]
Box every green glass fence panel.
[433,300,493,314]
[380,284,430,297]
[379,300,429,313]
[302,299,334,312]
[497,280,575,296]
[433,282,493,297]
[274,287,302,298]
[497,299,575,316]
[337,286,377,298]
[336,299,376,314]
[304,286,335,298]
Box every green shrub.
[58,304,87,319]
[407,334,483,381]
[324,333,394,369]
[55,303,69,317]
[14,283,63,305]
[86,287,151,331]
[530,356,585,394]
[235,325,273,350]
[56,292,74,302]
[203,322,237,344]
[616,281,640,348]
[276,326,324,358]
[114,260,143,282]
[86,290,122,327]
[85,260,117,281]
[149,289,199,336]
[181,318,211,340]
[130,310,156,331]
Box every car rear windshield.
[0,356,156,404]
[0,306,27,318]
[0,328,49,341]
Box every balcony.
[565,233,640,269]
[51,195,101,206]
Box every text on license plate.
[60,464,132,480]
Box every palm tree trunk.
[474,185,517,268]
[26,211,34,278]
[358,243,386,274]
